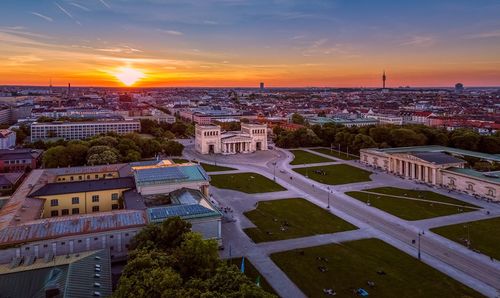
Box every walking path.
[357,190,483,210]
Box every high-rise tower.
[382,70,386,89]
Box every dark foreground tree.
[114,217,275,298]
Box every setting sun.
[113,67,145,86]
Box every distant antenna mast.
[382,70,387,89]
[49,78,52,94]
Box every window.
[61,209,69,216]
[111,193,119,200]
[50,199,59,207]
[72,197,79,204]
[72,208,79,214]
[79,176,83,180]
[467,183,474,191]
[70,176,74,181]
[51,210,58,217]
[87,175,90,179]
[92,206,99,212]
[92,195,99,202]
[95,174,99,179]
[112,204,119,210]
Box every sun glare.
[113,67,145,86]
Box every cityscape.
[0,1,499,297]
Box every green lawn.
[312,148,358,160]
[289,150,332,165]
[346,191,476,220]
[172,158,189,164]
[271,239,480,298]
[200,163,236,172]
[227,258,277,296]
[431,217,500,260]
[244,198,357,243]
[365,187,479,208]
[172,159,236,172]
[210,173,286,193]
[293,164,372,185]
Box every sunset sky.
[1,0,500,87]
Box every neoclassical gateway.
[195,123,268,155]
[360,145,499,201]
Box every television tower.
[382,70,386,89]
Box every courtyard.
[293,164,372,185]
[243,198,357,243]
[271,239,480,298]
[210,173,286,193]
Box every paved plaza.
[184,145,500,298]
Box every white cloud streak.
[30,12,54,22]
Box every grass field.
[312,148,358,160]
[172,158,236,172]
[243,198,357,243]
[271,238,480,298]
[346,190,477,220]
[227,258,277,295]
[431,217,500,260]
[293,164,372,185]
[210,173,286,193]
[289,150,332,165]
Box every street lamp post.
[272,162,277,181]
[465,224,470,248]
[327,192,331,209]
[418,232,422,261]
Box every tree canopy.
[39,132,184,168]
[114,217,275,298]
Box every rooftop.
[444,167,500,184]
[0,250,112,298]
[411,152,465,165]
[29,177,135,197]
[373,145,500,162]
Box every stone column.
[432,168,437,185]
[406,161,411,178]
[424,166,429,182]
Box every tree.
[389,128,427,147]
[478,136,500,154]
[291,113,305,125]
[87,150,118,165]
[43,146,71,168]
[450,131,480,151]
[114,217,274,298]
[66,143,89,166]
[130,217,192,251]
[162,140,184,156]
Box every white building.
[31,120,141,141]
[0,130,16,149]
[195,123,268,155]
[360,146,499,201]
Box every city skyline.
[1,0,500,87]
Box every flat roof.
[373,145,500,162]
[30,177,135,197]
[444,167,500,184]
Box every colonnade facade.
[389,156,438,184]
[221,140,253,154]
